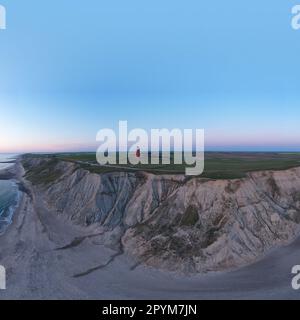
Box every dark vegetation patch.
[200,227,220,248]
[180,206,199,226]
[22,158,63,186]
[267,177,281,197]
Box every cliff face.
[22,158,300,273]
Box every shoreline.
[0,157,25,236]
[0,190,25,238]
[0,188,23,236]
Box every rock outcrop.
[22,157,300,274]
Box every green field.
[22,152,300,180]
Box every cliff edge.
[21,157,300,274]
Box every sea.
[0,154,20,235]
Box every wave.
[0,181,21,235]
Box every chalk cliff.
[22,157,300,273]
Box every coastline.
[0,188,26,239]
[0,157,25,236]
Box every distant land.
[22,151,300,179]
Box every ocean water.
[0,153,17,170]
[0,154,20,234]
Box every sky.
[0,0,300,152]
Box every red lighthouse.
[136,146,141,158]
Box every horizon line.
[2,150,300,155]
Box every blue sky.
[0,0,300,152]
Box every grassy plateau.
[22,152,300,180]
